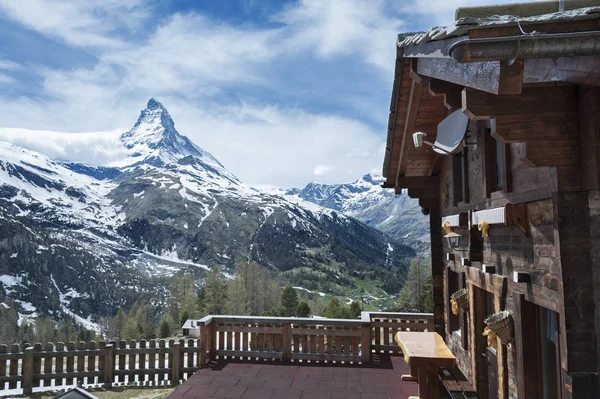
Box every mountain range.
[286,174,430,253]
[0,99,417,329]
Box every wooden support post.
[361,324,371,363]
[210,322,217,360]
[22,347,34,394]
[418,365,430,399]
[103,343,114,388]
[282,322,292,362]
[199,326,207,366]
[171,342,181,384]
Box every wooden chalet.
[382,1,600,398]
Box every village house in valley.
[382,1,600,397]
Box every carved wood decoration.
[417,58,523,95]
[429,79,463,110]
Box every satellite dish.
[433,109,469,154]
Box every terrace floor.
[168,354,418,399]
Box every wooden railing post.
[282,322,292,361]
[22,346,34,394]
[210,321,217,359]
[199,326,206,366]
[103,343,114,388]
[171,342,181,384]
[427,318,435,332]
[361,324,371,363]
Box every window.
[484,128,511,196]
[520,299,561,398]
[539,307,560,399]
[496,141,504,190]
[452,154,463,206]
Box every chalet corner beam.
[395,79,425,180]
[417,57,523,95]
[462,85,577,120]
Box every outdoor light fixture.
[442,221,462,249]
[444,231,462,249]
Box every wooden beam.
[524,56,600,87]
[578,85,600,191]
[396,79,424,180]
[417,58,523,95]
[462,85,577,120]
[429,79,463,109]
[427,154,444,176]
[518,140,581,168]
[491,113,579,143]
[397,175,439,190]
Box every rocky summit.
[0,99,415,330]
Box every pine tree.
[109,308,127,341]
[296,301,311,317]
[348,301,363,319]
[280,286,299,317]
[234,262,278,315]
[203,266,228,314]
[324,297,349,319]
[159,319,171,338]
[226,274,248,315]
[397,257,432,312]
[180,310,190,328]
[167,275,198,325]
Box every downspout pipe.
[449,30,600,63]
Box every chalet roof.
[382,2,600,195]
[398,6,600,48]
[182,319,200,329]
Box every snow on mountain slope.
[0,99,415,327]
[288,173,430,248]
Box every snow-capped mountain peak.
[119,98,224,170]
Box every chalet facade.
[382,2,600,398]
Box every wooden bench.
[439,366,478,399]
[394,332,456,399]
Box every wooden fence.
[0,312,433,394]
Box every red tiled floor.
[168,355,418,399]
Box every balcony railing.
[0,312,433,394]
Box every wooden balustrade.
[0,312,433,395]
[365,312,436,355]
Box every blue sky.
[0,0,518,187]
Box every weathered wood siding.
[435,84,600,398]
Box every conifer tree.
[397,257,432,312]
[226,274,249,315]
[159,319,171,338]
[296,301,311,318]
[280,286,299,317]
[203,266,228,314]
[348,301,363,319]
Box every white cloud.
[0,0,411,187]
[101,13,278,94]
[0,0,148,49]
[0,128,128,166]
[0,60,20,70]
[276,0,404,73]
[313,165,331,176]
